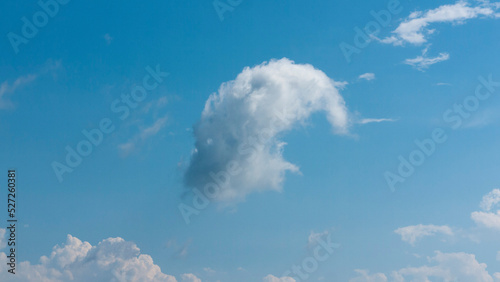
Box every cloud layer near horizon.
[184,58,350,203]
[0,234,199,282]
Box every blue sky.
[2,0,500,281]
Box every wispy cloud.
[0,60,61,109]
[380,1,500,46]
[395,224,454,246]
[358,118,397,124]
[404,46,450,70]
[436,82,452,86]
[0,74,37,109]
[104,33,113,45]
[118,115,168,156]
[358,73,375,81]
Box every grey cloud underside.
[184,58,350,203]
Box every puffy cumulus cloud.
[184,58,350,203]
[0,234,183,281]
[471,189,500,230]
[263,274,296,282]
[471,210,500,230]
[181,273,202,282]
[394,224,454,246]
[351,252,497,282]
[349,269,387,282]
[380,1,500,46]
[393,252,495,282]
[480,188,500,211]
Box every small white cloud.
[394,224,454,245]
[263,274,296,282]
[471,189,500,230]
[203,267,216,274]
[352,252,496,282]
[436,82,452,86]
[404,51,450,71]
[349,269,387,282]
[0,60,61,109]
[358,118,396,125]
[0,74,37,109]
[0,228,5,249]
[380,1,500,45]
[307,230,330,246]
[358,73,375,81]
[471,210,500,230]
[181,273,201,282]
[104,33,113,45]
[480,189,500,211]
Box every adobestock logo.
[281,233,340,281]
[385,75,500,192]
[339,0,403,63]
[51,65,168,183]
[213,0,243,21]
[7,0,71,54]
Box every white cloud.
[480,189,500,211]
[393,252,495,282]
[203,267,215,274]
[404,51,450,70]
[184,58,350,203]
[104,33,113,45]
[307,230,331,248]
[358,118,396,124]
[119,115,168,156]
[0,60,61,109]
[0,228,5,249]
[181,273,202,282]
[0,74,37,109]
[349,269,387,282]
[471,189,500,230]
[471,210,500,230]
[358,73,375,81]
[352,252,496,282]
[263,274,296,282]
[381,1,500,45]
[394,224,454,245]
[0,234,179,281]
